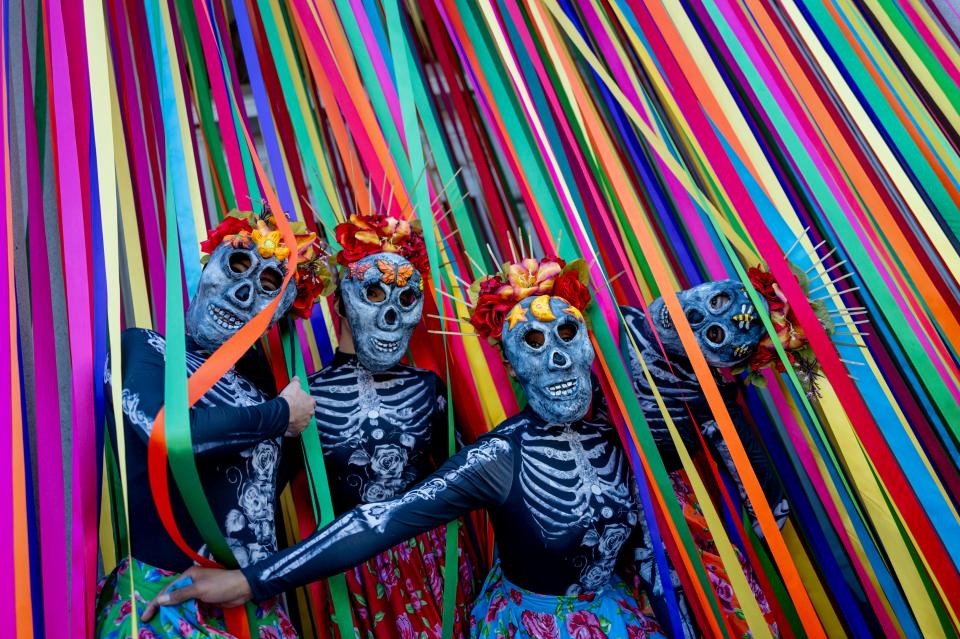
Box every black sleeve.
[115,330,290,457]
[242,434,515,601]
[429,372,455,465]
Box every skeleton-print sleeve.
[115,329,290,456]
[242,434,515,602]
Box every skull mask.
[185,242,296,351]
[502,295,595,424]
[339,252,424,371]
[648,280,768,368]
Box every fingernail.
[157,594,170,604]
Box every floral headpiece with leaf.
[334,213,430,275]
[467,256,592,343]
[738,264,835,397]
[200,209,337,319]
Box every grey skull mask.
[647,280,768,368]
[185,242,296,351]
[502,296,595,424]
[340,252,424,371]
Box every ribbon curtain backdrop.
[3,0,960,637]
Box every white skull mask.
[340,252,424,371]
[501,295,595,424]
[185,242,296,351]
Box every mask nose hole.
[551,350,570,368]
[234,282,253,303]
[383,308,398,326]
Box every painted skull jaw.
[185,242,296,351]
[501,296,595,424]
[648,280,768,368]
[340,252,423,372]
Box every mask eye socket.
[260,267,283,292]
[708,292,731,311]
[366,284,387,303]
[523,329,545,349]
[557,322,578,342]
[685,308,705,324]
[398,289,418,308]
[229,252,252,274]
[705,325,726,345]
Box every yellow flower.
[252,220,286,259]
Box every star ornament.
[506,304,528,331]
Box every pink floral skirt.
[309,520,483,639]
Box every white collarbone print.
[309,357,444,506]
[518,419,634,540]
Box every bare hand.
[140,567,252,622]
[279,376,315,437]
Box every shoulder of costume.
[480,411,534,442]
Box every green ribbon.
[283,322,356,639]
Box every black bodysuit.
[242,383,642,601]
[307,351,450,515]
[105,329,290,572]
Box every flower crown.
[200,209,337,319]
[467,256,592,343]
[738,264,835,398]
[334,213,430,274]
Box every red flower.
[335,221,380,266]
[565,610,607,639]
[290,273,325,319]
[553,271,592,310]
[399,232,431,274]
[748,266,786,314]
[540,255,566,268]
[469,295,515,341]
[201,215,252,254]
[520,610,560,639]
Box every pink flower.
[115,600,132,624]
[259,626,281,639]
[509,588,523,605]
[396,613,417,639]
[485,593,509,623]
[423,552,443,595]
[565,610,607,639]
[138,628,157,639]
[521,610,560,639]
[504,258,562,299]
[178,619,193,635]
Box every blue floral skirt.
[468,561,665,639]
[95,558,298,638]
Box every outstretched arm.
[142,435,514,618]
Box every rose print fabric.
[95,558,297,639]
[668,470,780,638]
[307,522,481,639]
[105,330,291,572]
[469,561,664,639]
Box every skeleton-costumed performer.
[96,210,334,638]
[621,267,827,637]
[304,212,482,639]
[143,255,667,639]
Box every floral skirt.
[95,558,297,638]
[669,470,779,638]
[469,561,665,639]
[309,520,483,639]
